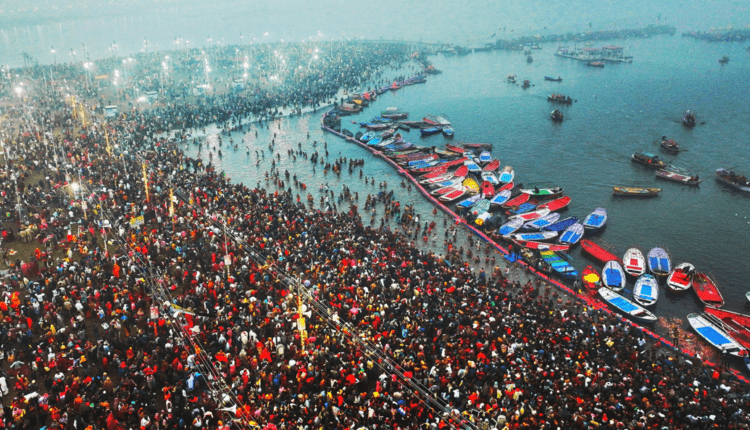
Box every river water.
[176,34,750,326]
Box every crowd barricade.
[321,111,749,383]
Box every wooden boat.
[442,126,454,137]
[507,74,517,83]
[522,79,531,89]
[420,127,443,137]
[547,94,573,104]
[512,239,569,252]
[510,207,550,222]
[455,194,482,210]
[483,159,500,172]
[622,248,646,277]
[388,149,428,159]
[693,272,725,307]
[498,218,525,236]
[520,186,564,199]
[438,187,468,203]
[687,313,746,358]
[682,110,696,128]
[612,186,661,197]
[445,143,465,154]
[581,239,620,264]
[481,171,499,185]
[587,61,605,68]
[381,108,409,119]
[537,195,571,212]
[478,150,492,164]
[647,247,671,277]
[400,121,426,128]
[633,274,659,307]
[656,169,702,186]
[715,168,750,192]
[480,181,495,198]
[469,199,491,217]
[719,55,729,64]
[582,207,607,231]
[462,142,494,150]
[582,266,602,290]
[462,177,480,194]
[558,222,584,245]
[498,166,515,183]
[542,216,579,232]
[411,157,467,174]
[498,181,515,192]
[539,249,578,279]
[704,307,750,345]
[422,116,440,126]
[602,260,626,292]
[522,212,561,231]
[428,177,463,190]
[502,192,530,209]
[430,184,461,197]
[665,262,695,292]
[631,152,666,169]
[397,153,437,166]
[544,76,563,82]
[464,159,482,174]
[598,288,657,323]
[660,137,680,154]
[489,190,512,206]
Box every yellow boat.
[612,186,661,197]
[462,177,479,194]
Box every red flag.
[215,352,228,363]
[183,313,194,329]
[112,263,121,278]
[259,348,272,362]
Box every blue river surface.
[181,34,750,324]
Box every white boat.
[601,260,626,292]
[666,262,695,292]
[420,173,455,186]
[464,158,482,174]
[622,248,646,277]
[688,313,746,358]
[498,166,515,183]
[598,287,657,323]
[509,207,551,222]
[633,274,659,307]
[428,177,463,190]
[489,190,512,206]
[647,247,671,277]
[478,150,492,164]
[522,212,561,231]
[582,207,608,230]
[498,218,524,236]
[558,222,585,245]
[455,194,482,210]
[480,171,499,185]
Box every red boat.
[410,157,467,174]
[423,117,440,126]
[499,182,514,192]
[480,181,494,197]
[445,143,465,154]
[418,166,448,180]
[453,165,469,178]
[704,306,750,350]
[581,265,602,290]
[692,273,725,307]
[501,192,531,209]
[483,159,501,172]
[512,239,569,252]
[537,195,572,212]
[580,239,620,264]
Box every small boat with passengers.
[631,152,666,169]
[598,287,657,323]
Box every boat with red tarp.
[692,272,725,307]
[537,195,572,212]
[418,166,448,180]
[502,192,531,209]
[445,143,465,154]
[703,307,750,350]
[410,157,467,174]
[581,239,620,264]
[512,239,569,252]
[483,159,501,172]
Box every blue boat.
[558,222,584,245]
[507,202,537,215]
[539,249,578,279]
[688,313,746,358]
[367,137,383,146]
[598,287,657,323]
[633,274,659,307]
[464,159,482,174]
[478,150,492,164]
[510,231,559,242]
[582,207,608,231]
[498,218,525,236]
[602,260,626,292]
[420,127,442,137]
[359,132,377,142]
[522,212,561,231]
[542,216,579,232]
[442,126,454,137]
[647,247,671,277]
[455,194,482,210]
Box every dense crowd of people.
[1,41,750,430]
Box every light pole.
[114,69,120,97]
[51,46,56,64]
[83,62,92,88]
